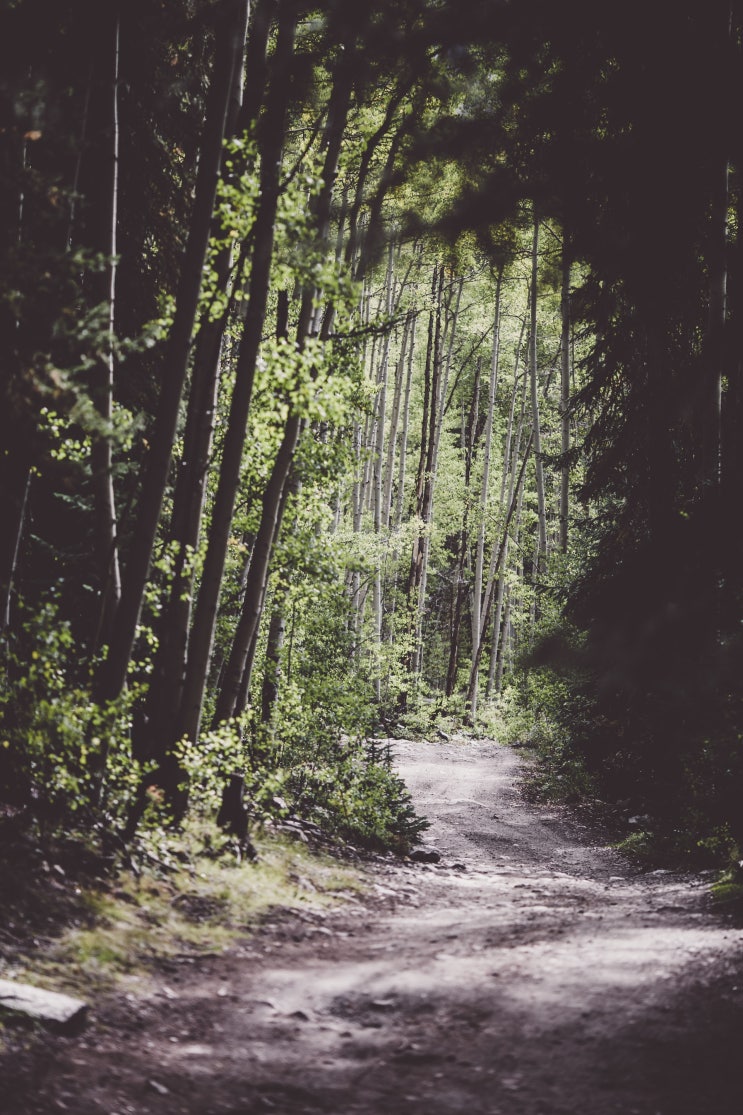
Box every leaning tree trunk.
[175,4,298,748]
[131,0,256,765]
[487,361,528,697]
[210,52,353,731]
[261,585,288,724]
[471,269,503,659]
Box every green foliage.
[288,737,428,852]
[176,715,287,824]
[0,598,145,833]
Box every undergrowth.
[0,817,365,1007]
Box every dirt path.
[6,739,743,1115]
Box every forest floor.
[3,738,743,1115]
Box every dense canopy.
[1,0,741,862]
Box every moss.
[5,825,366,999]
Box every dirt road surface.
[5,738,743,1114]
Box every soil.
[3,738,743,1115]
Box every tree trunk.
[210,52,353,730]
[406,265,442,672]
[471,269,503,656]
[89,9,122,648]
[175,4,298,746]
[95,1,248,706]
[371,242,396,697]
[394,312,417,529]
[406,266,438,606]
[131,0,254,764]
[0,458,30,635]
[382,312,411,529]
[467,430,534,720]
[445,359,481,697]
[487,362,528,698]
[415,273,463,674]
[261,585,288,724]
[559,241,571,554]
[529,215,548,575]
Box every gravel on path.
[5,738,743,1115]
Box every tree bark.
[209,50,353,730]
[467,430,534,719]
[94,1,248,706]
[471,269,502,656]
[529,215,548,574]
[131,0,254,764]
[394,312,417,529]
[89,9,122,649]
[175,4,297,745]
[559,241,571,554]
[445,359,481,697]
[487,362,528,697]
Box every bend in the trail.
[8,738,743,1115]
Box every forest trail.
[8,739,743,1115]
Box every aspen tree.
[175,2,298,746]
[471,268,503,657]
[211,48,353,728]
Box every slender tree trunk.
[175,5,297,746]
[210,54,353,730]
[559,242,571,554]
[406,265,442,672]
[481,307,528,685]
[487,364,528,697]
[529,215,548,574]
[406,266,438,606]
[370,242,396,697]
[394,312,417,529]
[415,274,463,674]
[467,430,534,719]
[132,1,254,763]
[261,586,288,723]
[471,270,503,654]
[0,110,33,632]
[90,9,122,648]
[495,582,513,693]
[0,459,30,635]
[215,408,305,724]
[445,360,481,697]
[382,312,411,528]
[95,2,247,706]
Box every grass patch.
[1,821,366,1005]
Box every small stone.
[148,1080,169,1096]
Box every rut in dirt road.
[10,739,743,1115]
